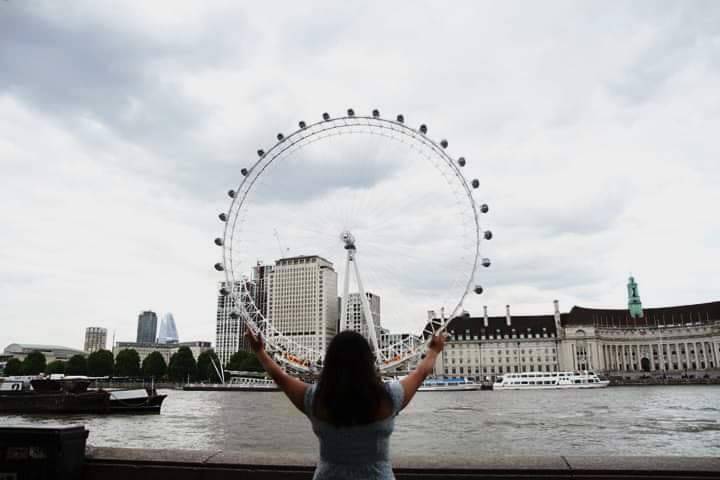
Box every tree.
[45,360,66,375]
[4,358,23,376]
[65,355,87,376]
[196,349,221,382]
[168,346,197,382]
[227,350,263,372]
[142,351,167,379]
[22,351,47,375]
[87,350,114,377]
[114,349,141,378]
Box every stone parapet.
[84,446,720,479]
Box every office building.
[267,255,338,362]
[157,313,179,344]
[136,311,158,344]
[84,327,107,353]
[342,292,381,340]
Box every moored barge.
[0,376,166,414]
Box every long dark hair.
[313,330,390,426]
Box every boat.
[493,370,610,390]
[418,377,482,392]
[0,376,167,414]
[183,376,279,392]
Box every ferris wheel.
[214,109,492,372]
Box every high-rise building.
[84,327,107,353]
[136,311,158,344]
[252,262,273,320]
[342,292,381,340]
[216,280,243,367]
[215,264,274,367]
[157,313,179,344]
[268,255,338,362]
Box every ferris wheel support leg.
[340,252,351,333]
[352,254,383,362]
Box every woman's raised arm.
[246,330,309,413]
[399,332,447,409]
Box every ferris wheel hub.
[340,230,356,250]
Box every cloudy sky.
[1,1,719,352]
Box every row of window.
[449,365,559,374]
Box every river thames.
[2,386,719,456]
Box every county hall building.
[435,277,720,380]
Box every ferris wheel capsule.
[214,238,223,246]
[484,230,493,240]
[471,179,480,189]
[218,213,228,222]
[419,124,428,134]
[277,133,284,141]
[396,114,404,123]
[229,310,239,319]
[219,286,230,296]
[347,108,355,117]
[214,262,224,271]
[241,168,249,177]
[299,120,307,129]
[322,112,330,121]
[372,109,380,118]
[440,139,448,149]
[457,157,466,167]
[481,257,491,267]
[257,149,265,157]
[228,190,236,198]
[480,203,489,213]
[474,285,484,295]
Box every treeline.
[3,348,264,382]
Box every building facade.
[267,255,338,362]
[136,311,158,343]
[435,279,720,380]
[342,292,381,339]
[157,313,179,344]
[84,327,107,353]
[215,263,274,367]
[113,341,212,365]
[216,280,244,366]
[434,304,561,379]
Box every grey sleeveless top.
[303,381,405,480]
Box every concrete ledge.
[84,446,720,479]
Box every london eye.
[214,109,491,372]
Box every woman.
[246,328,447,479]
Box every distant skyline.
[1,1,719,349]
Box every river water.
[2,386,719,457]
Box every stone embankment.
[84,447,720,479]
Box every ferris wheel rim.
[218,111,485,371]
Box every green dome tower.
[627,276,643,318]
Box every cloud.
[1,1,719,352]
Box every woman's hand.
[428,331,447,354]
[245,329,265,353]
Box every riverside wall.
[84,446,720,480]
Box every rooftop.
[3,343,87,355]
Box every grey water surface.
[2,386,719,456]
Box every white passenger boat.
[418,377,482,392]
[493,371,609,390]
[183,376,279,392]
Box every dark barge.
[0,377,166,414]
